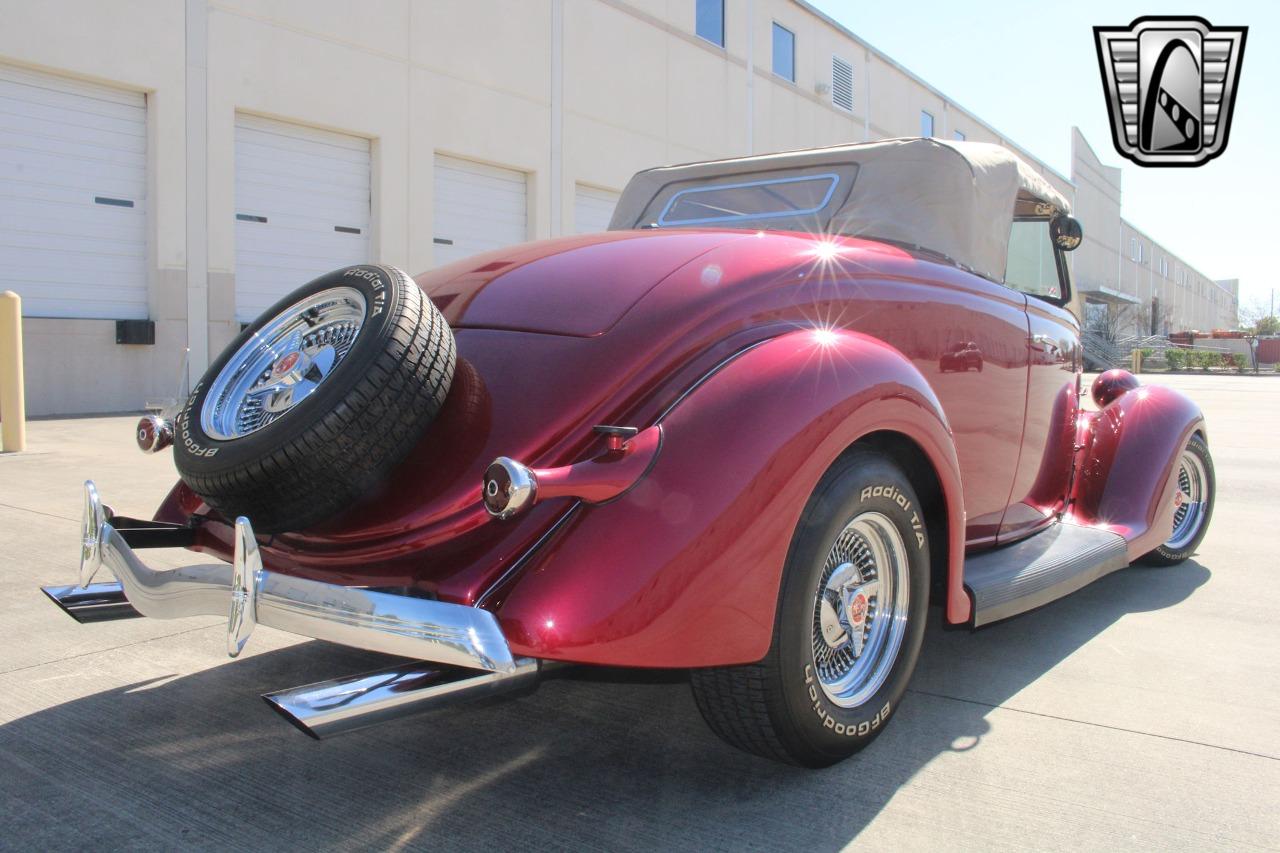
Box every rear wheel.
[690,449,930,767]
[1139,433,1215,566]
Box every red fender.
[490,329,966,668]
[1070,373,1205,560]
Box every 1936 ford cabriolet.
[43,138,1214,767]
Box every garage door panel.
[0,124,146,165]
[0,163,145,201]
[434,178,526,198]
[234,185,371,220]
[433,190,528,213]
[2,204,144,237]
[234,140,369,174]
[435,208,529,230]
[574,185,619,234]
[0,146,145,184]
[235,148,369,186]
[0,65,147,320]
[234,115,370,322]
[432,156,527,267]
[235,170,369,202]
[0,83,141,122]
[4,260,147,286]
[0,139,146,184]
[0,69,144,111]
[0,184,141,214]
[235,206,368,233]
[0,103,146,148]
[0,89,142,130]
[236,116,367,152]
[1,226,145,258]
[235,233,366,265]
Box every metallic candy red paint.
[151,228,1203,664]
[1070,375,1204,560]
[1091,368,1143,408]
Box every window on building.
[772,23,795,82]
[953,130,965,141]
[831,56,854,112]
[921,110,935,137]
[1130,237,1137,261]
[1137,242,1144,263]
[695,0,724,47]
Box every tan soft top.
[609,137,1071,284]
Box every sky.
[814,0,1279,317]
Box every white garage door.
[574,185,619,234]
[0,64,147,319]
[235,115,370,322]
[432,155,526,266]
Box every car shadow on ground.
[0,560,1209,851]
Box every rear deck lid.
[421,231,743,337]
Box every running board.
[964,521,1129,627]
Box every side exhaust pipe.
[41,582,139,623]
[262,657,541,739]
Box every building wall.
[0,0,1231,414]
[1070,129,1237,337]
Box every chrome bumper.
[42,481,524,674]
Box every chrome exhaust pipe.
[41,581,140,623]
[262,658,541,739]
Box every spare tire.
[174,264,455,532]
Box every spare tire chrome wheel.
[175,265,456,533]
[201,287,367,440]
[1138,433,1215,566]
[690,449,929,767]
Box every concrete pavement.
[1,374,1277,851]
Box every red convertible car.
[44,138,1214,767]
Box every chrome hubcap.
[811,511,910,708]
[1166,448,1207,551]
[201,287,366,440]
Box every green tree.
[1256,315,1280,335]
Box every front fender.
[491,329,966,668]
[1071,378,1205,560]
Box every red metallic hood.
[421,230,747,336]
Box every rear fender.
[1071,377,1205,559]
[490,329,966,668]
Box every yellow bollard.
[0,291,26,452]
[1131,347,1142,375]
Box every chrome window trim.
[655,173,841,226]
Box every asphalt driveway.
[1,373,1277,851]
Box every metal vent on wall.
[832,56,854,112]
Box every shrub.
[1227,352,1247,372]
[1165,348,1186,370]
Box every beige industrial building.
[1071,130,1238,339]
[0,0,1238,415]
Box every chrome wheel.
[201,287,366,440]
[1166,448,1208,551]
[811,511,910,708]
